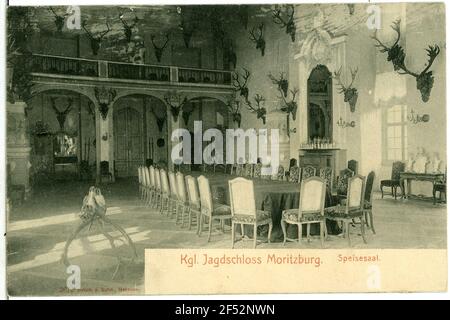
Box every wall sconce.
[102,133,108,141]
[337,117,355,128]
[408,109,430,124]
[289,127,297,134]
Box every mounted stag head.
[334,67,359,112]
[164,90,188,122]
[280,88,299,120]
[151,34,170,63]
[118,8,139,43]
[94,86,117,120]
[178,7,196,48]
[249,23,266,56]
[151,109,166,132]
[82,21,111,56]
[50,97,73,130]
[48,7,69,32]
[268,72,289,97]
[272,5,296,42]
[371,19,440,102]
[232,68,251,102]
[227,98,242,128]
[246,94,267,125]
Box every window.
[385,105,408,161]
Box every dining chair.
[301,165,316,181]
[154,168,162,209]
[175,172,190,226]
[319,167,333,190]
[380,161,405,199]
[433,173,446,205]
[236,163,245,176]
[348,159,358,175]
[281,177,327,247]
[244,163,253,177]
[363,171,376,234]
[143,166,152,206]
[149,166,156,207]
[168,171,179,218]
[138,166,144,201]
[197,175,232,241]
[275,165,285,181]
[253,163,262,178]
[336,168,354,202]
[289,166,300,183]
[185,175,200,231]
[325,174,367,246]
[229,177,273,248]
[160,169,170,215]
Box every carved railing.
[30,54,232,86]
[31,54,99,77]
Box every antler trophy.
[271,4,296,42]
[94,86,117,120]
[249,23,266,56]
[245,94,267,125]
[232,68,251,102]
[268,72,289,97]
[151,34,170,63]
[81,20,111,56]
[371,19,440,102]
[164,90,188,122]
[48,7,69,32]
[227,97,242,128]
[118,8,139,43]
[50,97,73,131]
[334,67,359,112]
[280,88,299,120]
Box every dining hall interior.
[6,3,447,294]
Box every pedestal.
[7,101,32,198]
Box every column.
[7,101,32,198]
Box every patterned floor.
[6,178,447,296]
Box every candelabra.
[336,117,355,128]
[408,109,430,124]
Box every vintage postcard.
[4,1,447,297]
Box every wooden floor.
[6,177,447,296]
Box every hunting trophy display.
[81,21,111,56]
[333,67,359,112]
[371,19,440,102]
[245,94,267,125]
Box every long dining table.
[189,172,340,242]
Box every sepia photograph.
[3,1,447,297]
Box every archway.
[26,89,97,184]
[307,65,333,142]
[112,94,167,177]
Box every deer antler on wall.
[177,6,197,48]
[371,19,440,102]
[50,96,73,131]
[227,98,242,128]
[81,20,111,56]
[333,67,359,112]
[94,86,116,120]
[164,90,187,122]
[48,7,69,32]
[232,68,251,102]
[271,4,296,42]
[245,94,267,125]
[268,72,289,97]
[279,88,299,120]
[151,34,170,63]
[118,8,139,43]
[249,23,266,56]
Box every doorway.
[114,107,143,177]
